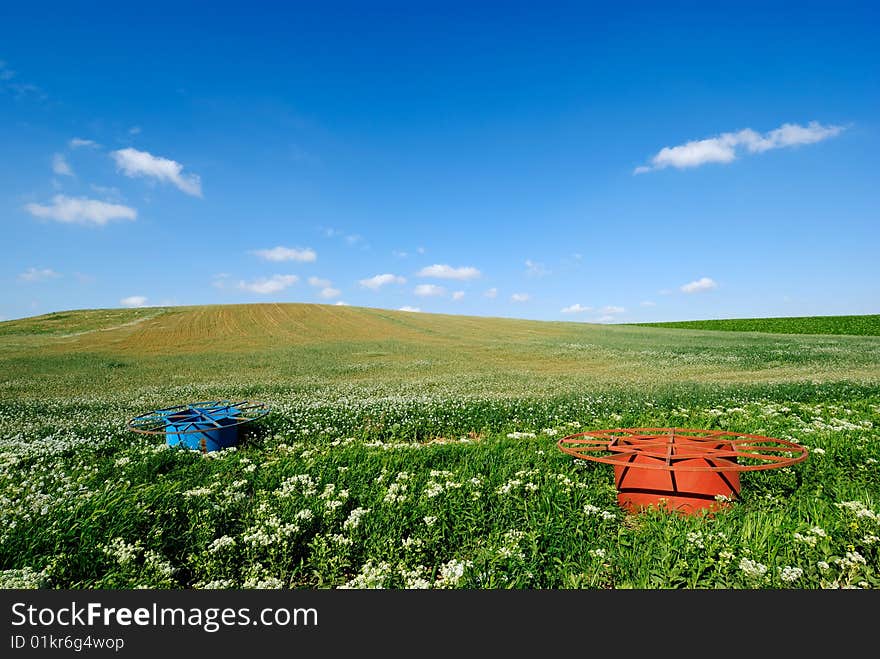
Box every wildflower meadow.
[1,305,878,589]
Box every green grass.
[629,314,880,336]
[1,304,878,589]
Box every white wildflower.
[208,535,236,553]
[779,566,803,583]
[739,557,768,580]
[343,507,370,531]
[435,559,471,588]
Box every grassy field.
[630,314,880,336]
[1,303,878,589]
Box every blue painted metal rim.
[127,400,270,436]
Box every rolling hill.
[1,304,878,398]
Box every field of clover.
[1,379,878,589]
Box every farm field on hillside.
[631,314,880,337]
[1,305,878,589]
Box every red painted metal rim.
[557,427,808,473]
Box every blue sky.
[1,1,878,323]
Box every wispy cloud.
[359,273,406,290]
[0,60,46,100]
[120,295,148,307]
[110,147,202,196]
[525,259,549,277]
[511,292,530,302]
[52,153,74,176]
[252,246,317,262]
[18,267,60,282]
[681,277,718,293]
[238,274,299,294]
[452,291,465,301]
[399,306,421,312]
[334,300,350,306]
[417,264,481,280]
[24,195,137,226]
[561,303,592,314]
[321,226,366,248]
[640,300,657,307]
[635,121,846,174]
[307,276,341,298]
[0,60,14,81]
[591,305,626,323]
[414,284,445,297]
[69,137,99,149]
[90,184,123,200]
[484,288,498,299]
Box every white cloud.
[129,126,142,135]
[18,267,60,282]
[561,303,592,314]
[484,288,498,298]
[120,295,148,307]
[238,274,299,294]
[743,122,846,152]
[600,305,625,314]
[69,137,99,149]
[452,291,465,301]
[252,246,317,262]
[640,300,657,307]
[511,293,530,302]
[392,250,408,258]
[681,277,718,294]
[414,284,445,297]
[417,264,481,280]
[305,275,341,299]
[110,147,202,196]
[334,300,350,306]
[359,273,406,290]
[399,306,421,312]
[525,259,549,277]
[25,195,137,226]
[52,153,74,176]
[596,315,617,323]
[635,121,846,174]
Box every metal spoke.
[558,427,808,473]
[128,400,270,435]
